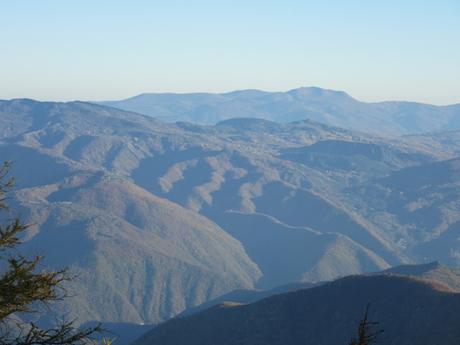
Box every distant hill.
[99,87,460,135]
[133,273,460,345]
[350,156,460,264]
[402,130,460,158]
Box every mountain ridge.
[133,273,460,345]
[98,87,460,135]
[100,86,460,107]
[2,98,460,332]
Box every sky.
[1,0,459,104]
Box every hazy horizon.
[2,85,460,107]
[1,1,459,105]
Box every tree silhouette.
[348,304,384,345]
[0,161,102,345]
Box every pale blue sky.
[1,0,459,104]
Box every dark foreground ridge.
[134,274,460,345]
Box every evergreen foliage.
[0,161,101,345]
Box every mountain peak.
[287,86,354,99]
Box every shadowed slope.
[133,274,460,345]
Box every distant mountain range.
[99,87,460,135]
[1,98,460,335]
[134,262,460,345]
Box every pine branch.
[0,161,102,345]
